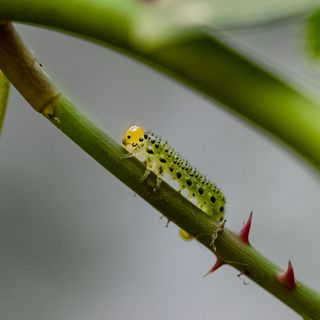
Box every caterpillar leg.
[139,155,157,184]
[140,169,151,183]
[121,144,143,159]
[154,176,163,192]
[121,152,135,159]
[154,165,164,192]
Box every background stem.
[1,0,320,170]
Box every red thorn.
[203,259,224,278]
[239,211,253,245]
[276,260,296,289]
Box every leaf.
[306,9,320,59]
[199,0,319,28]
[132,0,320,49]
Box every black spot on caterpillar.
[122,125,226,240]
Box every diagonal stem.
[0,22,319,318]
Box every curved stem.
[0,22,319,319]
[1,0,320,170]
[306,9,320,58]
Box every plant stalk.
[0,22,319,318]
[1,0,320,171]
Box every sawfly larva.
[122,125,225,240]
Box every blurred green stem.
[1,0,320,170]
[307,9,320,58]
[0,22,320,319]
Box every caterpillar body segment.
[122,125,225,239]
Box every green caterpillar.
[122,125,225,240]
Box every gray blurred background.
[1,17,320,319]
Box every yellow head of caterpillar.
[122,125,145,152]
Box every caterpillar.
[122,125,226,240]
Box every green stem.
[306,9,320,59]
[1,0,320,170]
[0,69,10,134]
[0,22,319,319]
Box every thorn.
[203,259,224,278]
[159,216,170,228]
[239,211,253,245]
[237,271,250,286]
[276,260,296,289]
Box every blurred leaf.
[2,0,320,169]
[133,0,320,49]
[306,9,320,59]
[0,69,10,134]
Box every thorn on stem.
[276,260,296,289]
[239,211,253,245]
[237,271,250,286]
[203,259,224,278]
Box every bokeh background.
[1,17,320,319]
